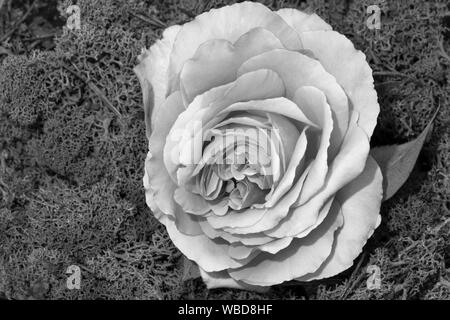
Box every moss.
[0,0,448,299]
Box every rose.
[135,2,382,290]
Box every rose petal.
[199,219,276,246]
[146,91,184,217]
[300,30,379,137]
[145,93,208,236]
[160,215,248,272]
[143,152,163,219]
[229,199,343,286]
[265,113,300,173]
[228,236,293,260]
[173,204,204,236]
[167,1,302,93]
[239,181,268,209]
[263,128,308,208]
[293,86,333,205]
[212,113,270,131]
[203,168,223,200]
[207,207,267,230]
[258,237,294,254]
[174,187,211,216]
[134,25,181,135]
[220,98,318,129]
[265,111,370,238]
[199,268,269,292]
[277,8,332,32]
[228,243,256,260]
[180,27,285,105]
[296,156,383,281]
[237,49,349,155]
[209,198,229,216]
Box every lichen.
[0,0,448,299]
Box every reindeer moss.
[0,0,448,299]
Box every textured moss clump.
[0,0,449,299]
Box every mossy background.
[0,0,448,300]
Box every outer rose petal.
[228,200,343,286]
[134,25,181,136]
[300,31,379,137]
[167,1,302,93]
[207,207,267,230]
[160,215,249,272]
[146,91,184,217]
[199,268,269,292]
[180,27,285,105]
[228,237,293,261]
[199,219,276,246]
[276,9,378,137]
[297,156,383,281]
[277,8,332,32]
[143,152,162,219]
[145,92,204,236]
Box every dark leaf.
[182,256,200,282]
[370,108,439,200]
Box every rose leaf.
[182,256,201,282]
[370,108,439,201]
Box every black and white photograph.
[0,0,449,307]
